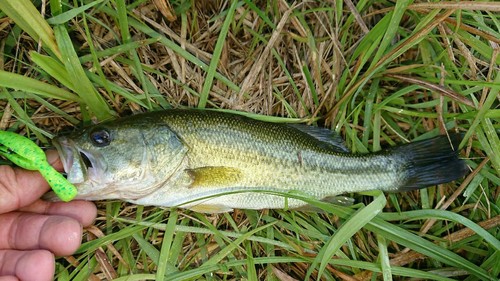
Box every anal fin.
[293,196,355,212]
[187,203,234,213]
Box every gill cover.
[54,116,188,200]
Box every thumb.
[45,150,64,172]
[0,151,62,213]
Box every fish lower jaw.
[72,183,121,201]
[75,175,173,201]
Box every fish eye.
[89,128,111,147]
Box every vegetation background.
[0,0,499,280]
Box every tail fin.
[390,134,468,191]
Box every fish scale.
[53,109,467,212]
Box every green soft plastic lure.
[0,130,77,202]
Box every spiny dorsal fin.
[186,166,243,188]
[287,124,350,153]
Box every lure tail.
[388,133,468,191]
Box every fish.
[53,109,468,213]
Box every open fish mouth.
[53,136,104,184]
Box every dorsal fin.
[287,124,350,153]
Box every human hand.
[0,150,97,281]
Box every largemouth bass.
[53,109,467,213]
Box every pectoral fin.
[187,166,243,188]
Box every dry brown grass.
[0,0,499,280]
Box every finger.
[19,200,97,227]
[45,149,64,171]
[0,277,18,281]
[0,167,49,213]
[0,151,64,213]
[0,249,54,281]
[0,213,83,256]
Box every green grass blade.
[76,225,148,254]
[306,192,386,279]
[369,0,412,67]
[46,0,105,25]
[132,233,160,263]
[244,241,258,280]
[194,221,277,266]
[462,73,500,176]
[0,0,61,58]
[54,25,114,121]
[0,89,51,142]
[156,211,178,281]
[197,0,238,108]
[113,274,156,281]
[30,52,77,92]
[96,5,240,93]
[377,234,393,281]
[78,38,159,63]
[267,192,495,280]
[0,70,81,102]
[26,93,80,124]
[365,217,492,280]
[115,0,153,110]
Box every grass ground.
[0,0,499,280]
